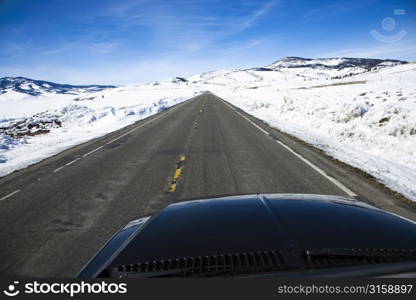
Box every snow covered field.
[1,57,415,203]
[0,83,200,176]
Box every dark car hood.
[107,194,416,269]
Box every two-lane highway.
[0,92,415,277]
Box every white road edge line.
[239,113,269,135]
[82,145,104,158]
[275,140,357,197]
[65,157,81,166]
[0,189,21,202]
[220,97,269,135]
[53,157,81,173]
[219,97,357,198]
[53,166,65,173]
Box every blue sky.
[1,0,415,85]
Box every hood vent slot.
[304,248,416,268]
[111,250,284,277]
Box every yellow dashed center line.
[169,155,186,192]
[173,168,182,180]
[169,183,177,192]
[169,107,199,192]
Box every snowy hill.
[264,56,405,70]
[187,57,407,88]
[0,77,116,97]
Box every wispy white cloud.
[238,1,279,31]
[217,39,264,56]
[317,40,416,61]
[37,40,120,56]
[87,42,119,54]
[39,41,82,56]
[0,41,31,56]
[88,0,279,54]
[300,0,377,24]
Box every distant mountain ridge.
[262,57,406,71]
[1,57,408,96]
[0,77,116,96]
[182,56,409,87]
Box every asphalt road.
[0,93,415,277]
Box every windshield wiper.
[104,248,416,278]
[305,248,416,261]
